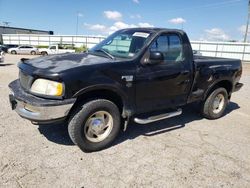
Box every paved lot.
[0,54,250,187]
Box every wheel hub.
[84,111,113,143]
[212,93,225,114]
[91,119,105,133]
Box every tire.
[11,50,17,54]
[31,51,36,55]
[41,51,48,56]
[201,87,228,119]
[68,99,121,152]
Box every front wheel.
[31,51,36,55]
[41,51,48,56]
[68,99,121,152]
[11,50,17,54]
[201,87,228,119]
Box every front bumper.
[0,56,4,62]
[9,80,76,123]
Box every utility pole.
[75,12,83,35]
[244,0,250,43]
[76,12,79,36]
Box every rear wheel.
[68,99,121,152]
[201,87,228,119]
[11,50,17,54]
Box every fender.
[203,78,233,100]
[73,84,127,100]
[72,84,134,117]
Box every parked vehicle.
[9,28,243,152]
[0,44,19,53]
[0,45,6,53]
[193,50,202,56]
[8,45,39,55]
[0,50,4,62]
[39,44,75,55]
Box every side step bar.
[134,109,182,124]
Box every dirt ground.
[0,54,250,188]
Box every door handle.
[183,79,190,84]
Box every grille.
[19,71,33,90]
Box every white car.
[193,50,202,56]
[8,45,39,55]
[39,45,75,55]
[0,51,4,62]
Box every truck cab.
[39,44,75,55]
[9,28,243,152]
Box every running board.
[134,109,182,124]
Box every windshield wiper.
[94,49,115,60]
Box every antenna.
[243,0,250,42]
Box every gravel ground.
[0,54,250,188]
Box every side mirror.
[149,51,164,65]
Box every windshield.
[89,30,152,59]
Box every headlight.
[30,79,63,96]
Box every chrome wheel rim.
[84,111,113,143]
[212,93,225,114]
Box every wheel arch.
[203,79,233,100]
[70,85,131,119]
[40,51,48,55]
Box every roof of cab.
[120,27,184,34]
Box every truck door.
[49,46,57,54]
[136,33,192,113]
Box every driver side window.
[150,34,184,62]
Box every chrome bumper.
[9,80,76,123]
[12,97,74,122]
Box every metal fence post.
[215,43,218,57]
[242,43,246,61]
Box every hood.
[21,53,112,73]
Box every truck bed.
[193,55,242,72]
[188,55,242,103]
[194,56,241,65]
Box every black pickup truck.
[9,28,243,152]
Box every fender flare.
[72,84,132,117]
[203,78,233,100]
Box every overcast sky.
[0,0,249,41]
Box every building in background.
[0,26,53,44]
